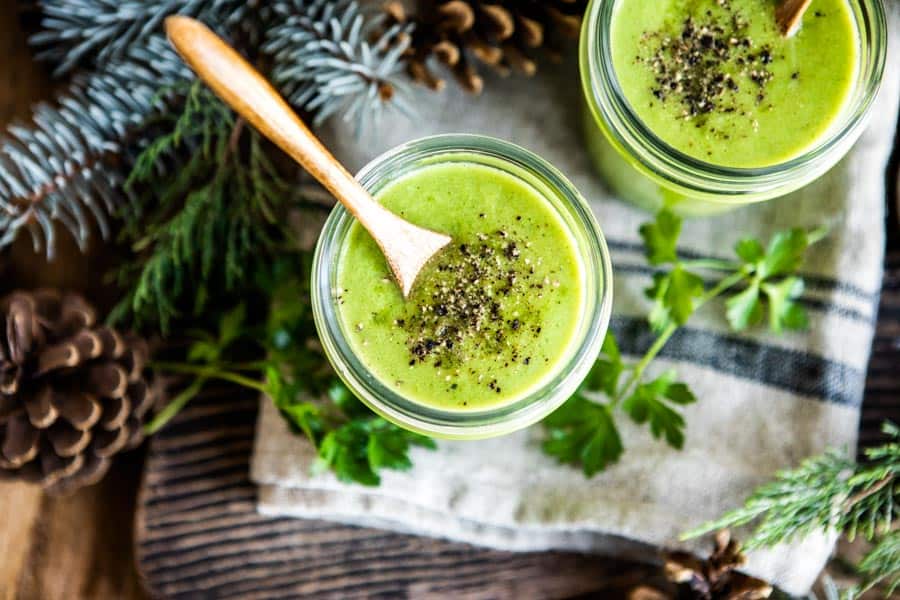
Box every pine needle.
[264,0,417,132]
[31,0,252,75]
[0,36,189,258]
[683,422,899,551]
[111,82,309,332]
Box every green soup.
[611,0,858,167]
[335,162,585,412]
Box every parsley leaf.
[276,377,435,487]
[317,418,436,486]
[328,379,370,418]
[581,332,624,397]
[734,238,765,264]
[645,266,705,330]
[542,395,623,476]
[761,276,808,332]
[666,266,705,325]
[266,366,325,443]
[725,281,764,331]
[758,229,809,278]
[640,209,682,265]
[621,370,696,449]
[218,303,247,346]
[728,229,813,333]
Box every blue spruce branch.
[30,0,417,129]
[4,0,416,258]
[263,0,416,130]
[30,0,252,75]
[0,36,191,257]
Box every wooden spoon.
[776,0,814,37]
[164,16,451,298]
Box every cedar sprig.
[542,210,826,476]
[683,423,898,548]
[684,422,899,598]
[110,81,308,331]
[849,529,900,598]
[263,0,415,130]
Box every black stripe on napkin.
[611,316,865,407]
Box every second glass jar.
[580,0,887,215]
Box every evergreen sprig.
[264,0,415,129]
[851,529,900,598]
[1,0,413,258]
[684,422,899,598]
[541,210,825,476]
[110,80,310,331]
[0,36,189,258]
[30,0,251,75]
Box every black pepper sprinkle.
[638,3,777,127]
[395,229,551,392]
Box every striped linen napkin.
[251,6,900,594]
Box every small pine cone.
[385,0,587,93]
[0,289,159,494]
[663,531,773,600]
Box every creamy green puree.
[335,162,585,411]
[612,0,858,167]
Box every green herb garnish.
[684,422,899,599]
[541,209,826,476]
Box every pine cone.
[0,289,158,494]
[384,0,587,93]
[663,531,774,600]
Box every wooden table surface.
[0,2,897,599]
[0,3,147,598]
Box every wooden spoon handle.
[776,0,813,37]
[164,16,384,225]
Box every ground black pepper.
[638,2,780,127]
[397,229,549,391]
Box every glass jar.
[312,134,613,439]
[580,0,888,215]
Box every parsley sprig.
[541,209,826,476]
[147,253,435,486]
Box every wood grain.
[0,2,146,599]
[136,386,667,599]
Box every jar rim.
[581,0,888,202]
[311,134,613,439]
